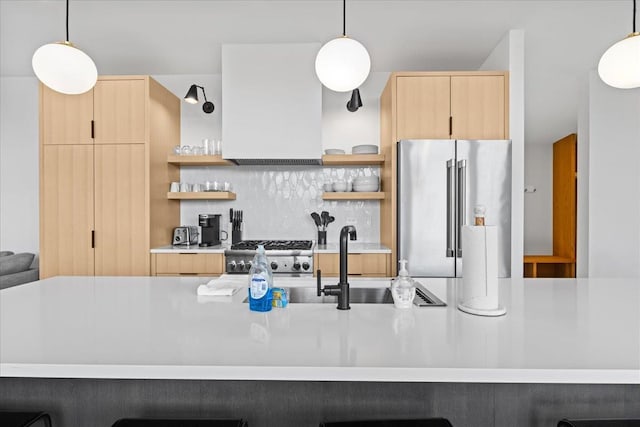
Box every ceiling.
[0,0,634,145]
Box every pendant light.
[32,0,97,95]
[315,0,371,92]
[598,0,640,89]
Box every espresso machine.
[199,214,222,247]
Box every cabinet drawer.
[315,253,389,277]
[154,253,224,274]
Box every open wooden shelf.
[167,155,235,166]
[322,154,385,165]
[167,192,236,200]
[322,192,385,200]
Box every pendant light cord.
[634,0,637,33]
[342,0,346,37]
[66,0,69,41]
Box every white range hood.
[222,43,322,165]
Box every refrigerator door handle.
[457,159,467,257]
[446,159,456,257]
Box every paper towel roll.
[458,225,506,316]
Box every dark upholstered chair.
[0,411,52,427]
[319,419,453,427]
[111,419,247,427]
[558,420,640,426]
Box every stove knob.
[227,261,237,271]
[238,260,246,271]
[270,261,278,270]
[246,261,253,271]
[302,262,310,271]
[293,261,301,270]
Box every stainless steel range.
[224,240,314,275]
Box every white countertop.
[1,275,638,384]
[151,244,228,254]
[314,243,391,254]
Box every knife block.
[232,230,242,244]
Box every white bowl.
[353,183,379,192]
[323,183,334,192]
[333,181,348,192]
[352,144,378,154]
[354,176,379,184]
[324,148,346,155]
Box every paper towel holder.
[458,225,507,317]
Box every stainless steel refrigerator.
[397,139,512,278]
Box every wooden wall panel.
[94,144,147,275]
[40,145,94,278]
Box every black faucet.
[317,225,357,310]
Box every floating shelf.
[167,155,235,166]
[321,154,385,166]
[322,192,385,200]
[167,192,236,200]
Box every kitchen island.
[1,276,639,426]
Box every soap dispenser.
[390,259,416,309]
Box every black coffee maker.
[199,214,222,247]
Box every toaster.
[173,226,199,246]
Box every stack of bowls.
[353,176,379,192]
[324,148,346,155]
[352,144,378,154]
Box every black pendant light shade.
[346,88,363,112]
[184,84,215,113]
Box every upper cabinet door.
[40,84,93,145]
[94,79,147,144]
[450,75,507,140]
[396,76,451,140]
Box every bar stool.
[0,411,52,427]
[319,419,453,427]
[111,419,247,427]
[558,420,640,426]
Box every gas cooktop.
[229,240,313,251]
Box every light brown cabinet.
[151,253,225,276]
[40,76,180,278]
[314,253,390,277]
[380,71,509,275]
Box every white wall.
[523,144,553,254]
[0,77,39,254]
[479,29,525,277]
[576,77,590,277]
[587,71,640,277]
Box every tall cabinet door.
[396,76,451,140]
[40,145,95,278]
[451,75,506,140]
[94,144,148,275]
[40,85,93,145]
[93,79,147,145]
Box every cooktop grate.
[230,240,313,251]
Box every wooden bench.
[523,255,575,278]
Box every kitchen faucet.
[317,225,357,310]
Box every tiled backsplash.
[180,166,380,243]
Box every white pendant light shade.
[315,37,371,92]
[598,33,640,89]
[32,41,98,95]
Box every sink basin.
[288,287,394,304]
[242,284,446,306]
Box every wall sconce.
[184,84,215,113]
[346,89,363,112]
